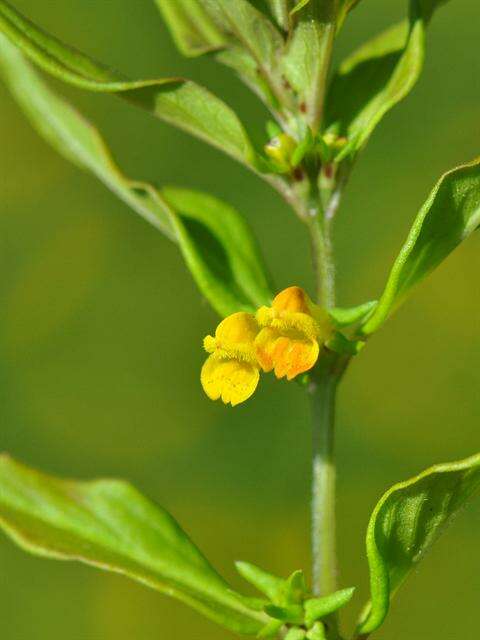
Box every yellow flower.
[201,312,260,406]
[200,288,333,405]
[255,286,332,380]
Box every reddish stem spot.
[293,167,304,182]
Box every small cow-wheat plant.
[0,1,479,639]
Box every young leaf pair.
[0,454,479,638]
[236,561,355,638]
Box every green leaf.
[0,32,175,240]
[284,569,307,604]
[236,561,285,603]
[325,17,420,160]
[304,587,355,628]
[328,300,377,328]
[357,453,480,635]
[290,0,311,15]
[264,603,304,624]
[0,456,267,635]
[285,629,306,640]
[291,129,315,168]
[205,0,286,111]
[205,0,283,77]
[265,0,291,29]
[306,622,327,640]
[258,619,285,638]
[216,45,279,111]
[326,0,450,160]
[0,36,272,317]
[361,158,480,335]
[419,0,451,21]
[325,332,365,356]
[170,1,285,114]
[337,0,362,29]
[0,0,254,165]
[154,0,227,57]
[282,1,336,130]
[294,0,363,22]
[162,187,273,316]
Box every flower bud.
[264,133,297,172]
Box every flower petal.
[276,338,319,380]
[201,355,260,406]
[256,328,319,380]
[272,286,311,314]
[254,327,277,373]
[215,312,259,344]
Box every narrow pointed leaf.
[337,0,362,29]
[264,603,304,624]
[191,1,286,111]
[210,0,293,110]
[326,0,450,160]
[325,332,365,356]
[285,629,306,640]
[154,0,226,57]
[0,0,254,165]
[357,453,480,634]
[282,2,336,130]
[419,0,451,21]
[215,45,280,111]
[326,17,421,160]
[290,0,311,15]
[361,158,480,335]
[0,36,272,317]
[162,187,273,316]
[236,561,285,603]
[205,0,283,78]
[0,456,266,635]
[304,587,355,627]
[328,301,377,328]
[306,623,327,640]
[258,619,285,638]
[265,0,291,29]
[284,569,307,604]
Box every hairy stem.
[308,186,343,625]
[308,213,336,308]
[308,21,336,133]
[310,364,338,597]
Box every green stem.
[308,214,336,309]
[310,365,339,597]
[308,21,336,133]
[308,188,343,626]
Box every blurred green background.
[1,1,479,638]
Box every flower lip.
[201,355,259,406]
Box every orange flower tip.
[272,286,312,314]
